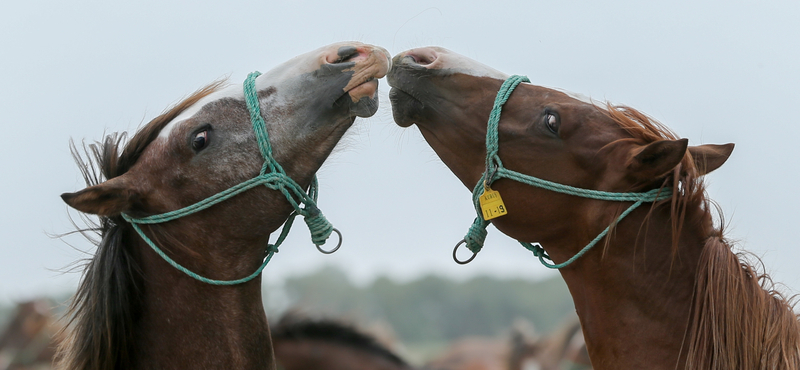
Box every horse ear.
[688,143,734,176]
[627,138,689,181]
[61,175,140,216]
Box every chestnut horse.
[387,46,800,369]
[59,42,389,370]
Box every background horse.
[425,315,590,370]
[387,46,800,369]
[0,299,62,370]
[58,42,389,370]
[271,313,416,370]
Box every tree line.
[264,266,575,344]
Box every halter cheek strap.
[456,75,671,269]
[121,71,341,285]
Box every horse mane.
[56,81,226,370]
[600,104,800,369]
[271,313,409,367]
[599,104,708,251]
[686,237,800,369]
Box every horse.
[387,46,800,369]
[507,315,592,370]
[271,313,417,370]
[0,299,62,369]
[425,316,589,370]
[425,335,509,370]
[58,41,390,370]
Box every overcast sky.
[1,1,798,304]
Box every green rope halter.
[121,71,340,285]
[456,75,671,268]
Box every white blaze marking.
[418,46,509,80]
[440,54,510,80]
[158,85,242,139]
[426,47,606,109]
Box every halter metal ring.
[452,239,478,265]
[316,228,343,254]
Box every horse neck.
[557,200,800,370]
[554,203,711,370]
[130,229,276,370]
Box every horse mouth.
[388,87,423,127]
[345,78,379,103]
[339,48,390,118]
[387,65,427,127]
[335,77,380,118]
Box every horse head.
[62,42,390,273]
[388,46,733,260]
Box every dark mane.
[56,81,226,370]
[601,104,800,369]
[272,314,409,367]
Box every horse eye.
[545,112,560,134]
[192,130,208,151]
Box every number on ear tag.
[479,188,508,220]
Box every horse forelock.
[56,81,226,370]
[124,80,228,166]
[597,104,710,245]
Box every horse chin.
[341,80,380,118]
[351,97,379,117]
[388,87,422,127]
[347,79,378,102]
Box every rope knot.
[521,242,548,259]
[303,207,334,246]
[464,217,489,254]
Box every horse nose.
[406,48,438,65]
[393,47,439,68]
[322,43,390,104]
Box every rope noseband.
[122,71,340,285]
[456,75,671,268]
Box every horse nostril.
[404,48,437,66]
[330,45,361,64]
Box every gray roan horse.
[59,42,390,370]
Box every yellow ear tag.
[479,186,508,221]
